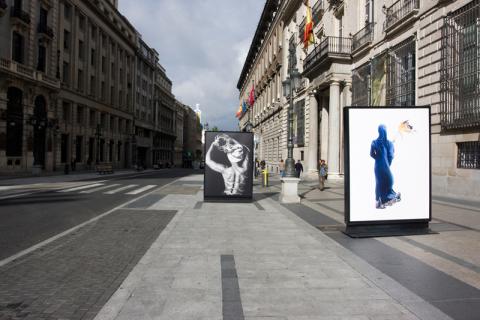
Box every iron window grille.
[386,37,416,106]
[312,0,324,25]
[352,63,371,106]
[457,141,480,169]
[384,0,420,31]
[441,0,480,130]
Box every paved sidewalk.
[94,175,457,320]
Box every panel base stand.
[343,222,436,238]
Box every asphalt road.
[0,168,196,261]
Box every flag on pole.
[235,104,242,118]
[248,82,255,107]
[303,0,315,50]
[242,100,248,113]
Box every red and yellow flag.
[235,104,242,118]
[303,0,315,49]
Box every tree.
[211,126,219,132]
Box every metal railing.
[352,23,374,52]
[457,142,480,169]
[384,0,419,31]
[10,6,30,24]
[37,23,54,38]
[440,0,480,130]
[304,36,351,71]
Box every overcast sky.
[119,0,265,130]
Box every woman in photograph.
[206,133,250,196]
[370,124,401,209]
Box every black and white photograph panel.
[347,107,430,223]
[204,132,253,200]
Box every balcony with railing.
[352,22,374,54]
[37,23,54,39]
[303,36,352,79]
[10,6,30,26]
[0,58,60,88]
[384,0,420,32]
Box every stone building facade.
[0,0,61,173]
[153,63,176,166]
[0,0,138,173]
[182,103,202,168]
[350,0,480,199]
[0,0,181,174]
[239,0,480,200]
[173,100,184,167]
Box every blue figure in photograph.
[370,124,401,209]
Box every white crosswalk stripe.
[80,184,121,194]
[58,183,104,193]
[125,185,157,195]
[104,184,138,194]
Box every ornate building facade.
[239,0,480,199]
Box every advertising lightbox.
[344,107,431,225]
[204,131,253,201]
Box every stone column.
[307,91,318,177]
[327,81,341,179]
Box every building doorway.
[6,87,23,158]
[33,95,47,167]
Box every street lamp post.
[282,40,301,177]
[279,39,302,203]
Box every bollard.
[262,168,269,187]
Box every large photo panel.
[204,131,253,201]
[346,107,430,223]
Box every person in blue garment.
[370,124,401,209]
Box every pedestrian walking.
[279,159,285,177]
[294,160,303,178]
[318,159,328,191]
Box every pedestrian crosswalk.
[57,183,157,195]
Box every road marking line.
[125,185,157,195]
[0,192,35,200]
[80,184,121,194]
[58,183,104,193]
[104,184,138,194]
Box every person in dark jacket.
[294,160,303,178]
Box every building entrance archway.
[6,87,24,158]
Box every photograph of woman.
[370,124,401,209]
[205,133,252,198]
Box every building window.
[75,136,83,162]
[77,106,84,124]
[90,76,96,96]
[352,62,371,106]
[62,102,70,122]
[457,141,480,169]
[441,1,480,130]
[63,61,70,84]
[78,40,84,60]
[101,81,105,100]
[111,86,115,104]
[12,32,24,64]
[91,48,96,66]
[64,3,71,20]
[64,30,70,50]
[89,109,96,128]
[78,69,84,91]
[101,56,106,73]
[293,99,305,146]
[386,37,415,106]
[78,14,85,31]
[37,45,46,72]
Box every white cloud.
[119,0,263,130]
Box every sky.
[119,0,265,131]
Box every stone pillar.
[320,96,329,162]
[328,81,341,179]
[306,91,318,178]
